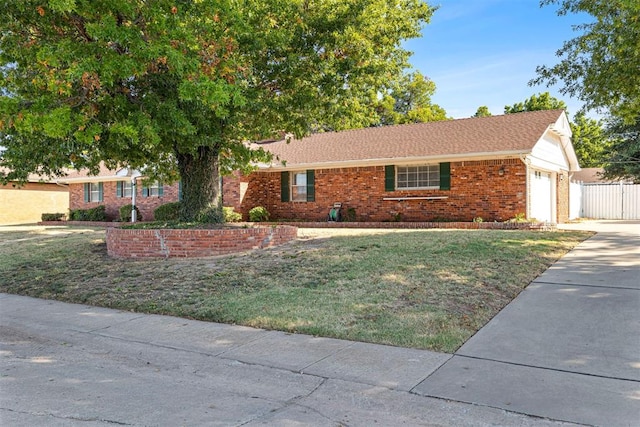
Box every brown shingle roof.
[257,109,565,168]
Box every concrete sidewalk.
[1,220,638,426]
[0,294,570,427]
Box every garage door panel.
[531,170,552,222]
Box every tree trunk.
[176,146,220,222]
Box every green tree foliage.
[570,112,610,167]
[532,0,640,180]
[504,92,567,114]
[0,0,433,220]
[532,0,640,122]
[375,71,448,125]
[473,106,492,118]
[602,117,640,182]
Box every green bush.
[196,204,224,223]
[249,206,270,222]
[119,204,142,222]
[41,213,65,221]
[154,202,181,221]
[223,206,242,222]
[344,207,357,222]
[69,205,107,221]
[507,213,528,223]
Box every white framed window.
[83,182,103,202]
[142,182,163,197]
[291,171,307,202]
[396,165,440,189]
[116,181,132,198]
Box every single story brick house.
[57,164,180,222]
[58,109,579,224]
[225,109,580,223]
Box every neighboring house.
[57,164,179,222]
[571,168,611,184]
[225,109,580,223]
[0,170,69,225]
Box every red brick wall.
[222,171,249,211]
[224,159,529,222]
[69,181,180,221]
[106,225,298,258]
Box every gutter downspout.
[130,171,142,223]
[519,154,531,219]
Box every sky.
[405,0,594,119]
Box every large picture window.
[396,165,440,189]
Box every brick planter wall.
[272,221,556,230]
[106,225,298,258]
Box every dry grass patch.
[0,226,591,352]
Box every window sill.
[383,196,449,201]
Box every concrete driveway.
[414,220,640,426]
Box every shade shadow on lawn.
[0,227,591,353]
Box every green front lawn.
[0,226,590,353]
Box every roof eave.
[259,150,532,171]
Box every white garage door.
[530,170,553,222]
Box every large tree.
[0,0,433,220]
[570,112,610,167]
[504,92,567,114]
[531,0,640,123]
[375,70,448,126]
[601,117,640,182]
[472,106,491,118]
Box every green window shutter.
[116,182,122,198]
[98,182,104,201]
[158,183,164,197]
[142,186,149,197]
[84,183,90,202]
[384,165,395,191]
[280,171,290,202]
[306,170,315,202]
[178,180,182,201]
[439,162,451,190]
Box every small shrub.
[69,205,107,221]
[41,213,65,221]
[507,213,528,223]
[223,207,242,222]
[473,216,484,223]
[196,204,224,223]
[154,202,181,221]
[119,204,142,222]
[344,207,357,222]
[249,206,270,222]
[390,212,403,222]
[87,205,107,221]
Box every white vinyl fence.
[571,182,640,220]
